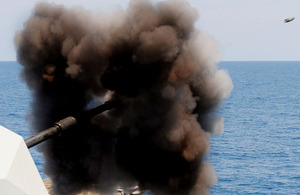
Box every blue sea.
[0,61,299,194]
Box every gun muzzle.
[25,101,114,148]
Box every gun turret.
[25,101,114,148]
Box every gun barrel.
[25,101,114,148]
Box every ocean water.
[0,61,46,178]
[209,61,300,195]
[0,61,299,194]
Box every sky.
[1,0,300,61]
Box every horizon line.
[2,60,300,62]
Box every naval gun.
[25,101,115,148]
[0,101,114,194]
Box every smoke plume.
[15,0,233,194]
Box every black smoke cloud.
[15,0,233,194]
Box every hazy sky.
[1,0,300,61]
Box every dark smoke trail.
[15,0,233,194]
